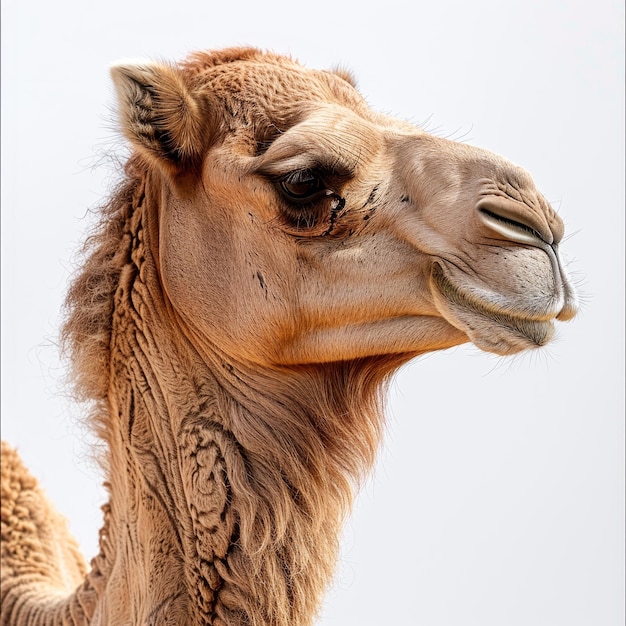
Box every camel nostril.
[477,198,552,247]
[479,207,545,246]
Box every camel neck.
[78,170,400,625]
[99,325,370,624]
[99,302,395,624]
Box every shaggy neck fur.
[1,160,407,626]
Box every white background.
[1,1,624,624]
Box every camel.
[0,47,577,626]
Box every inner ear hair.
[110,60,207,173]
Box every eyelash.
[277,169,332,203]
[270,168,347,234]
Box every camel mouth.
[431,263,556,354]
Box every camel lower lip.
[432,264,555,348]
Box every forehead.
[182,48,373,127]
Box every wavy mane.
[61,156,147,405]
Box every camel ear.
[110,60,206,172]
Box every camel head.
[110,48,577,368]
[0,49,581,626]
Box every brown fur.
[1,48,576,625]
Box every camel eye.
[279,170,330,202]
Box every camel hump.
[1,441,39,501]
[1,440,87,620]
